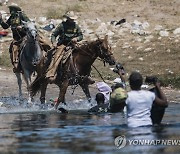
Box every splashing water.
[0,96,97,114]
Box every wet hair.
[95,93,105,104]
[114,83,123,89]
[111,83,123,91]
[129,71,143,90]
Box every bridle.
[76,40,113,64]
[26,28,38,42]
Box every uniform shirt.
[51,21,83,46]
[0,12,30,41]
[125,90,155,127]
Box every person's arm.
[20,12,30,22]
[118,70,126,84]
[0,13,11,29]
[51,23,63,45]
[75,24,83,42]
[154,82,168,107]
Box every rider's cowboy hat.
[8,3,21,11]
[63,11,78,20]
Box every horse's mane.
[76,39,103,51]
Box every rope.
[92,64,106,83]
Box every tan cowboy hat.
[8,3,21,11]
[63,11,78,20]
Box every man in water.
[125,71,168,127]
[88,93,109,113]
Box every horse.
[15,21,44,102]
[30,35,116,108]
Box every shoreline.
[0,67,179,103]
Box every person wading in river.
[125,71,168,127]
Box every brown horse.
[30,35,116,108]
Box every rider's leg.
[9,41,21,73]
[46,45,65,82]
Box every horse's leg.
[79,83,91,102]
[40,82,48,105]
[22,71,33,103]
[55,80,69,109]
[15,72,23,99]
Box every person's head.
[112,78,124,91]
[95,93,105,105]
[129,71,143,90]
[114,83,123,89]
[63,11,78,23]
[8,3,21,15]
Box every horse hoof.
[62,102,67,105]
[58,107,68,113]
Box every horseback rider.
[0,3,51,73]
[51,11,83,47]
[47,11,94,84]
[0,3,29,72]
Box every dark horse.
[30,35,116,108]
[16,21,44,102]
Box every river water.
[0,97,180,154]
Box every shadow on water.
[0,98,180,153]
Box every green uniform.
[0,12,30,41]
[51,20,83,46]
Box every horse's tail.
[29,76,45,97]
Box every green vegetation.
[160,75,180,89]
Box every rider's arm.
[76,24,83,42]
[21,13,30,22]
[51,23,63,44]
[0,16,11,29]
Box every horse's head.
[21,21,42,66]
[96,35,116,65]
[23,21,38,41]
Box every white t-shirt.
[125,90,155,127]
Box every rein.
[92,64,106,83]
